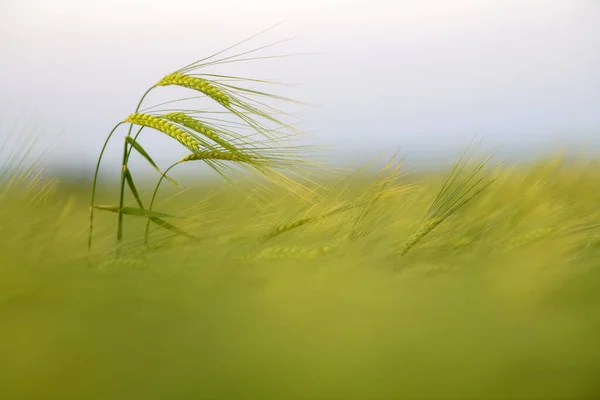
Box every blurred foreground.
[1,154,600,399]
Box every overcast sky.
[1,0,599,173]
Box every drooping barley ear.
[98,256,146,270]
[124,113,199,150]
[504,227,554,252]
[398,142,496,258]
[262,218,313,242]
[178,151,254,163]
[156,73,231,107]
[400,217,445,256]
[258,245,333,260]
[162,112,239,153]
[259,203,361,243]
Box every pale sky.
[1,0,599,174]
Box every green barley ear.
[162,112,240,153]
[399,141,496,256]
[123,113,199,150]
[259,202,361,243]
[98,256,147,270]
[178,151,255,163]
[400,217,445,256]
[156,73,231,106]
[504,227,554,252]
[258,245,333,260]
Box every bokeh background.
[1,0,599,175]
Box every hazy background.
[1,0,599,177]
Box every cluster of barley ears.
[88,27,318,254]
[248,153,411,259]
[85,27,499,261]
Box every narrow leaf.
[123,166,144,209]
[93,205,198,220]
[149,216,197,240]
[92,205,196,240]
[126,136,180,187]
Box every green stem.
[116,139,130,251]
[126,127,145,160]
[144,161,181,245]
[116,86,155,252]
[88,121,125,253]
[115,127,145,250]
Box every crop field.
[1,35,599,399]
[2,148,600,399]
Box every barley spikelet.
[156,73,230,106]
[505,227,554,251]
[451,236,473,252]
[261,218,313,242]
[179,151,252,163]
[259,245,332,260]
[259,203,360,243]
[163,112,238,152]
[400,217,444,255]
[98,257,146,270]
[124,113,199,150]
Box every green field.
[1,146,600,399]
[1,35,599,398]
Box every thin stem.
[116,138,130,249]
[116,86,155,252]
[144,161,181,245]
[125,126,145,160]
[115,127,146,252]
[88,121,125,253]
